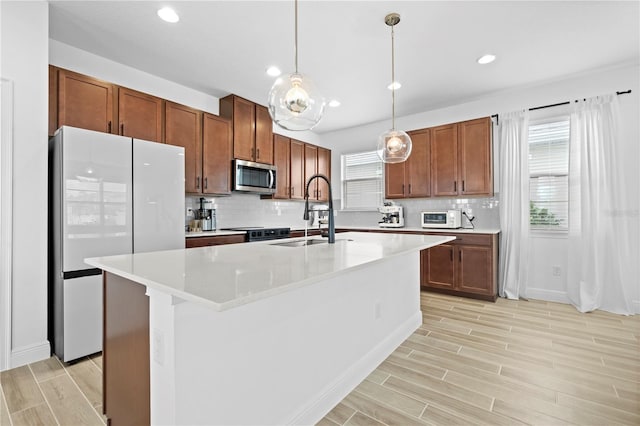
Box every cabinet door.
[317,147,331,202]
[165,101,202,193]
[305,144,319,199]
[290,140,305,200]
[273,134,291,199]
[385,162,407,199]
[232,97,256,161]
[119,87,163,142]
[57,68,114,134]
[421,244,455,290]
[255,104,274,164]
[49,66,59,136]
[406,129,431,197]
[457,245,492,295]
[203,114,232,195]
[431,124,458,196]
[459,117,492,196]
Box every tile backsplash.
[187,193,500,231]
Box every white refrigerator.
[50,126,184,361]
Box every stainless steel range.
[222,227,291,242]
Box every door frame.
[0,78,14,370]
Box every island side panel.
[103,271,150,426]
[154,251,421,425]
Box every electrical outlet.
[552,266,562,277]
[186,207,193,217]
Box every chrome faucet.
[303,174,335,243]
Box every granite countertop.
[335,225,501,235]
[86,232,454,312]
[185,230,246,238]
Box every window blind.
[528,119,570,230]
[341,151,383,210]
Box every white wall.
[322,63,640,307]
[1,1,50,368]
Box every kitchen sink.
[270,238,352,248]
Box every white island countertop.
[86,231,454,312]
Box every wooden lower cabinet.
[185,234,246,248]
[103,272,150,426]
[420,232,498,301]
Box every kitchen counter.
[86,232,453,312]
[336,225,501,234]
[185,229,246,238]
[86,231,453,425]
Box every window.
[528,118,570,230]
[341,151,383,210]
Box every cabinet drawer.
[452,234,492,246]
[186,235,246,248]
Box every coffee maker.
[378,202,404,228]
[195,197,216,231]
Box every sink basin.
[270,238,352,248]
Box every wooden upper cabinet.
[407,130,431,197]
[164,101,202,193]
[272,134,291,199]
[431,117,492,197]
[385,129,430,198]
[56,67,115,134]
[289,139,305,200]
[316,147,331,202]
[459,117,492,196]
[431,123,459,196]
[304,144,318,199]
[118,87,163,142]
[220,95,275,164]
[255,104,274,164]
[202,113,232,195]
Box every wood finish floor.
[1,292,638,425]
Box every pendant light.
[377,13,412,163]
[268,0,325,131]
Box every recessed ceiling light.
[266,66,281,77]
[387,81,401,90]
[477,54,496,65]
[328,100,341,107]
[157,7,179,23]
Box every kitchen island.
[86,231,454,425]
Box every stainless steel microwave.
[233,159,276,194]
[421,210,462,229]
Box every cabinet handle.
[107,121,112,133]
[256,148,260,159]
[196,176,200,189]
[291,187,294,196]
[318,189,321,198]
[462,180,465,192]
[454,181,457,192]
[450,250,453,262]
[120,123,124,135]
[251,148,255,159]
[204,177,208,189]
[409,184,412,194]
[402,184,405,194]
[459,250,462,262]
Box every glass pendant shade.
[377,129,412,163]
[268,72,325,131]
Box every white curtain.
[498,110,530,299]
[567,94,635,315]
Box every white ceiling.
[48,1,640,134]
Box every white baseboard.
[289,311,422,425]
[525,288,571,305]
[10,341,51,369]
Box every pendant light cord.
[294,0,299,74]
[391,23,396,130]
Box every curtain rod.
[491,90,632,124]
